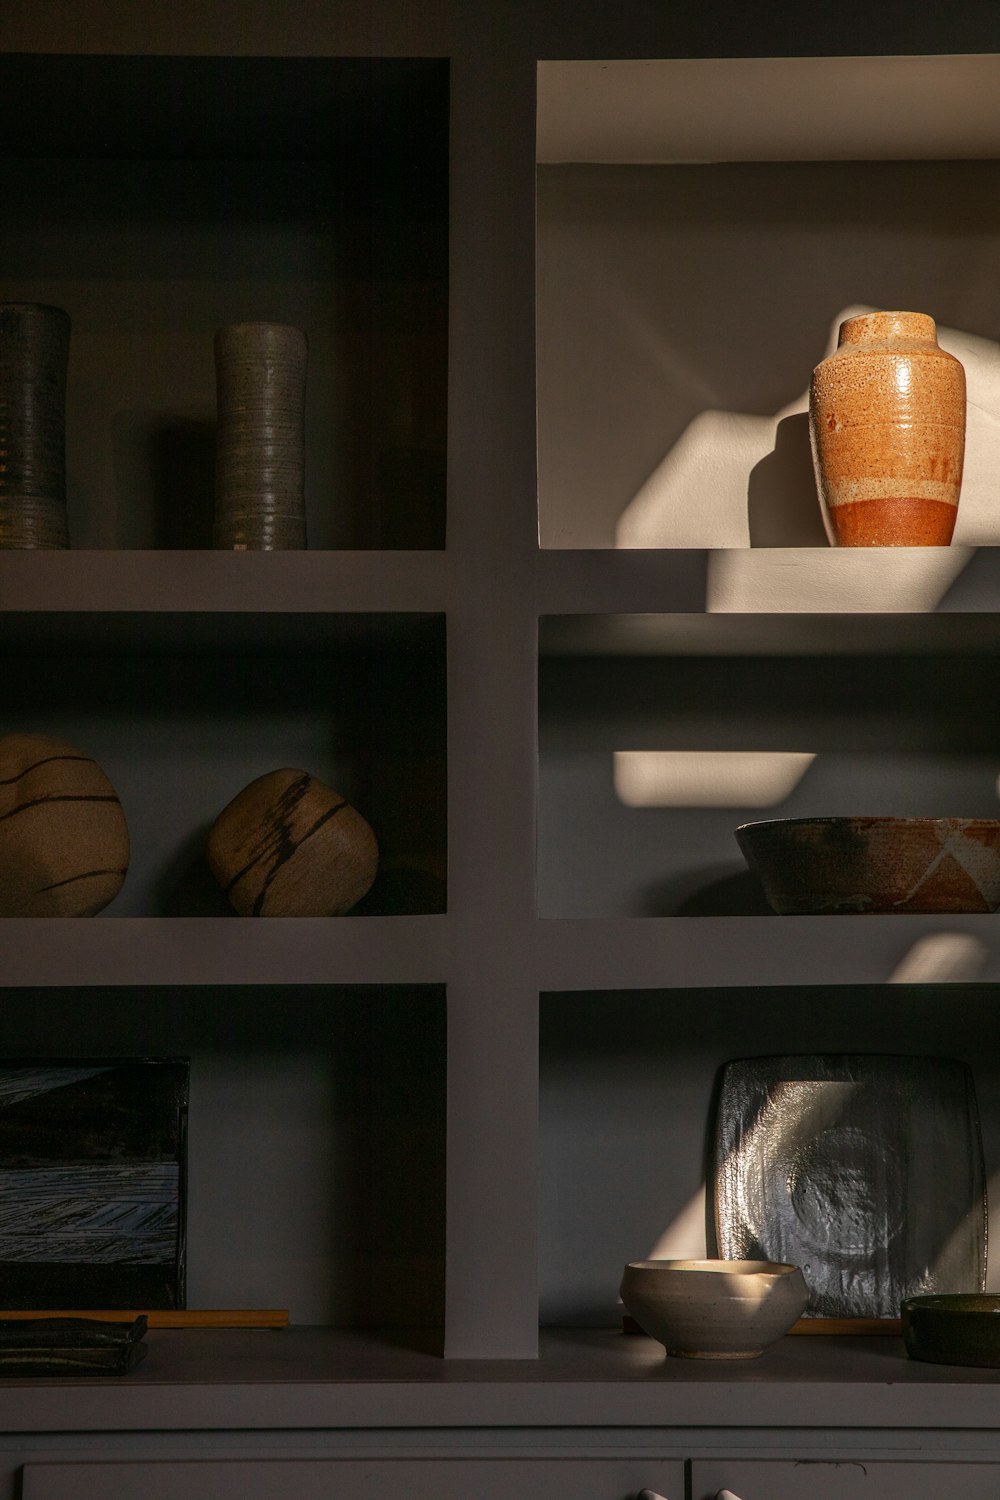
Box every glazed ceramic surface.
[207,768,378,917]
[0,732,129,916]
[736,816,1000,915]
[0,303,71,549]
[809,310,965,546]
[619,1258,808,1360]
[214,321,308,550]
[713,1055,986,1319]
[902,1293,1000,1367]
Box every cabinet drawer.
[692,1458,1000,1499]
[22,1456,684,1500]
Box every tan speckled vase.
[809,311,965,546]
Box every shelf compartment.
[0,984,445,1329]
[540,985,1000,1330]
[0,612,446,918]
[539,625,1000,918]
[536,57,1000,556]
[0,54,448,551]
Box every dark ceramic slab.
[713,1054,986,1318]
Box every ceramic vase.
[0,303,71,549]
[809,310,965,546]
[214,321,308,550]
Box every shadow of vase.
[747,411,829,547]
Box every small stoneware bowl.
[902,1293,1000,1367]
[619,1258,808,1359]
[736,816,1000,915]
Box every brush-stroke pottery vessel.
[619,1258,808,1359]
[207,768,378,916]
[809,311,965,546]
[737,816,1000,915]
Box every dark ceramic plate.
[902,1294,1000,1367]
[735,816,1000,914]
[712,1055,987,1319]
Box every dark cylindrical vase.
[214,321,308,550]
[0,303,71,549]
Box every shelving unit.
[5,2,1000,1496]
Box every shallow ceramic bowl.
[619,1258,808,1359]
[736,816,1000,915]
[902,1293,1000,1367]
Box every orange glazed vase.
[809,311,966,546]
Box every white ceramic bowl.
[620,1258,808,1359]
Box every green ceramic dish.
[902,1293,1000,1367]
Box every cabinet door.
[692,1458,1000,1499]
[22,1457,684,1500]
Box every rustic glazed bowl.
[619,1259,808,1359]
[902,1293,1000,1367]
[736,816,1000,915]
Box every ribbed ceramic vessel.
[0,303,71,549]
[809,311,965,546]
[737,816,1000,915]
[214,322,307,550]
[619,1259,808,1360]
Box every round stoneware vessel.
[809,310,965,546]
[0,731,129,915]
[619,1259,808,1359]
[736,816,1000,915]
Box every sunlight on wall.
[616,307,1000,604]
[888,933,990,985]
[645,1186,708,1260]
[613,750,815,808]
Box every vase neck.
[838,311,937,347]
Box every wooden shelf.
[0,1328,997,1434]
[537,548,1000,617]
[0,916,449,987]
[537,915,1000,990]
[0,551,447,617]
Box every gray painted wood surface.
[22,1457,685,1500]
[691,1459,1000,1499]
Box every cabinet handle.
[637,1491,672,1500]
[716,1491,745,1499]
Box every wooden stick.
[0,1309,289,1329]
[788,1317,902,1335]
